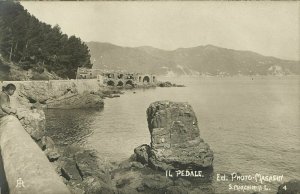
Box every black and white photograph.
[0,1,299,194]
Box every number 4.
[283,185,287,190]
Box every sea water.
[46,76,300,193]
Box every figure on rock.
[0,83,17,118]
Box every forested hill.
[0,1,92,80]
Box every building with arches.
[77,68,157,87]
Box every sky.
[21,1,300,61]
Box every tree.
[0,1,92,79]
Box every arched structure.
[117,81,124,87]
[108,73,114,79]
[117,74,124,79]
[107,80,115,86]
[125,80,134,86]
[95,70,157,87]
[143,76,150,83]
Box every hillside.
[0,55,10,80]
[87,42,300,76]
[0,56,61,81]
[0,1,92,80]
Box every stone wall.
[0,115,70,194]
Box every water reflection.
[45,108,103,146]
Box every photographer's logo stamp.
[16,177,25,188]
[216,172,284,192]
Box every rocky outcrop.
[157,81,185,87]
[137,101,213,170]
[53,146,115,194]
[41,136,60,162]
[134,144,150,165]
[16,81,73,104]
[277,179,300,194]
[110,101,214,194]
[46,92,103,109]
[13,81,104,109]
[16,108,46,140]
[92,88,124,99]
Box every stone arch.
[108,73,114,79]
[107,80,115,86]
[117,74,124,79]
[143,76,150,83]
[125,80,134,86]
[117,81,124,87]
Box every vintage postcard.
[0,1,299,194]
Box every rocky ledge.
[15,82,104,109]
[157,81,185,87]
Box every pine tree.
[0,1,92,79]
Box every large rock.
[51,145,115,194]
[17,81,53,103]
[41,136,60,162]
[47,92,104,109]
[142,174,173,190]
[81,176,114,194]
[165,186,188,194]
[14,81,78,104]
[4,81,103,109]
[74,150,111,181]
[134,144,150,165]
[146,101,213,170]
[60,157,83,182]
[17,108,46,140]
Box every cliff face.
[3,80,104,110]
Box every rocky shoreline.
[3,79,211,193]
[2,81,298,194]
[109,101,215,194]
[49,101,215,194]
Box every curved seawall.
[0,115,70,194]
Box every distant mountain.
[87,42,300,76]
